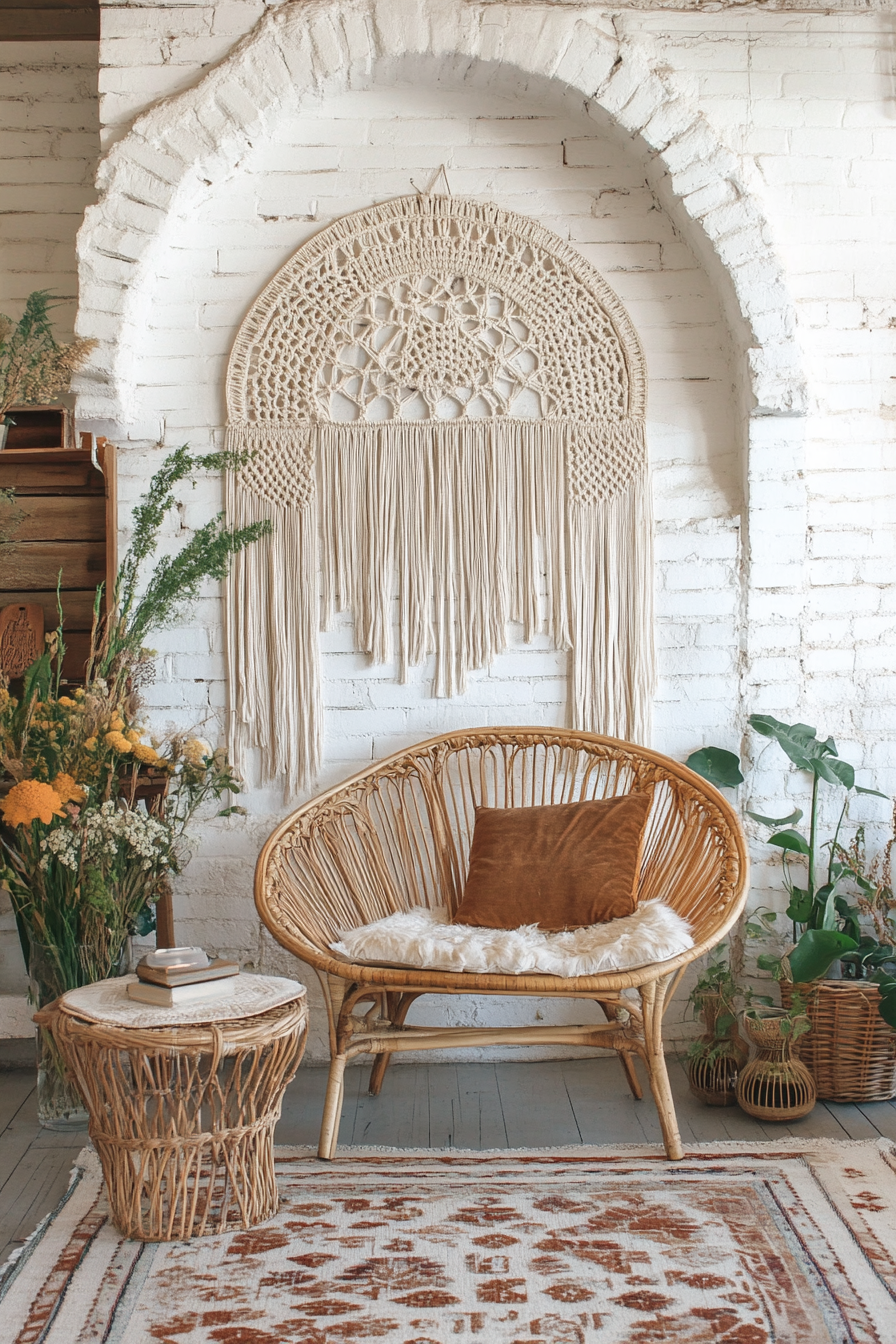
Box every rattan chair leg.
[640,977,684,1161]
[617,1049,643,1100]
[319,1053,347,1160]
[597,999,643,1100]
[368,992,422,1097]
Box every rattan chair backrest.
[257,729,748,971]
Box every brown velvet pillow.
[453,793,652,932]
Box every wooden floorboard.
[2,1057,894,1268]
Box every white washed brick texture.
[0,41,99,339]
[0,4,894,1058]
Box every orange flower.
[51,773,86,806]
[105,730,133,754]
[133,742,162,766]
[0,780,65,827]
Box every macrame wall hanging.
[225,191,653,792]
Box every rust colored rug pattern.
[1,1141,895,1343]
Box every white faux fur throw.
[331,900,694,977]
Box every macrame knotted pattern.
[225,193,654,792]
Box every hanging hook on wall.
[410,164,452,197]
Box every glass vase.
[30,939,130,1131]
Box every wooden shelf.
[0,1,99,42]
[0,439,117,681]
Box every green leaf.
[826,758,855,790]
[819,885,840,932]
[685,747,744,790]
[785,887,812,924]
[876,981,896,1029]
[767,829,810,856]
[810,757,841,785]
[788,929,858,984]
[748,715,819,769]
[21,651,52,707]
[757,953,782,974]
[855,786,890,799]
[746,808,803,828]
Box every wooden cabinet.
[0,440,117,682]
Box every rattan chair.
[256,728,749,1160]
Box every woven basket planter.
[736,1008,816,1123]
[782,980,896,1103]
[686,991,748,1107]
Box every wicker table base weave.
[38,985,308,1241]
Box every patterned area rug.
[1,1141,895,1343]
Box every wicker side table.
[36,974,308,1242]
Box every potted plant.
[0,291,95,448]
[736,1001,815,1122]
[0,446,271,1127]
[685,951,748,1106]
[689,717,896,1102]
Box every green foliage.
[743,717,895,1027]
[875,975,896,1029]
[95,445,272,682]
[0,445,270,987]
[787,929,861,983]
[685,747,743,790]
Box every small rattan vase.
[782,979,896,1103]
[736,1008,816,1122]
[686,991,749,1107]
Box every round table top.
[59,973,306,1029]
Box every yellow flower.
[133,743,161,766]
[105,730,133,754]
[51,773,87,806]
[183,737,207,767]
[57,696,76,708]
[0,688,10,711]
[84,736,97,751]
[0,780,65,827]
[74,688,85,700]
[126,729,141,744]
[109,715,125,731]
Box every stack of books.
[127,950,239,1007]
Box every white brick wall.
[1,2,895,1061]
[0,41,99,338]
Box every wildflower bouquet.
[0,447,269,1124]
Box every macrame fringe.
[225,427,320,794]
[227,421,653,792]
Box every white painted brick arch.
[76,0,805,421]
[63,0,825,1058]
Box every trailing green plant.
[0,290,95,419]
[743,995,813,1044]
[686,957,741,1065]
[685,949,771,1065]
